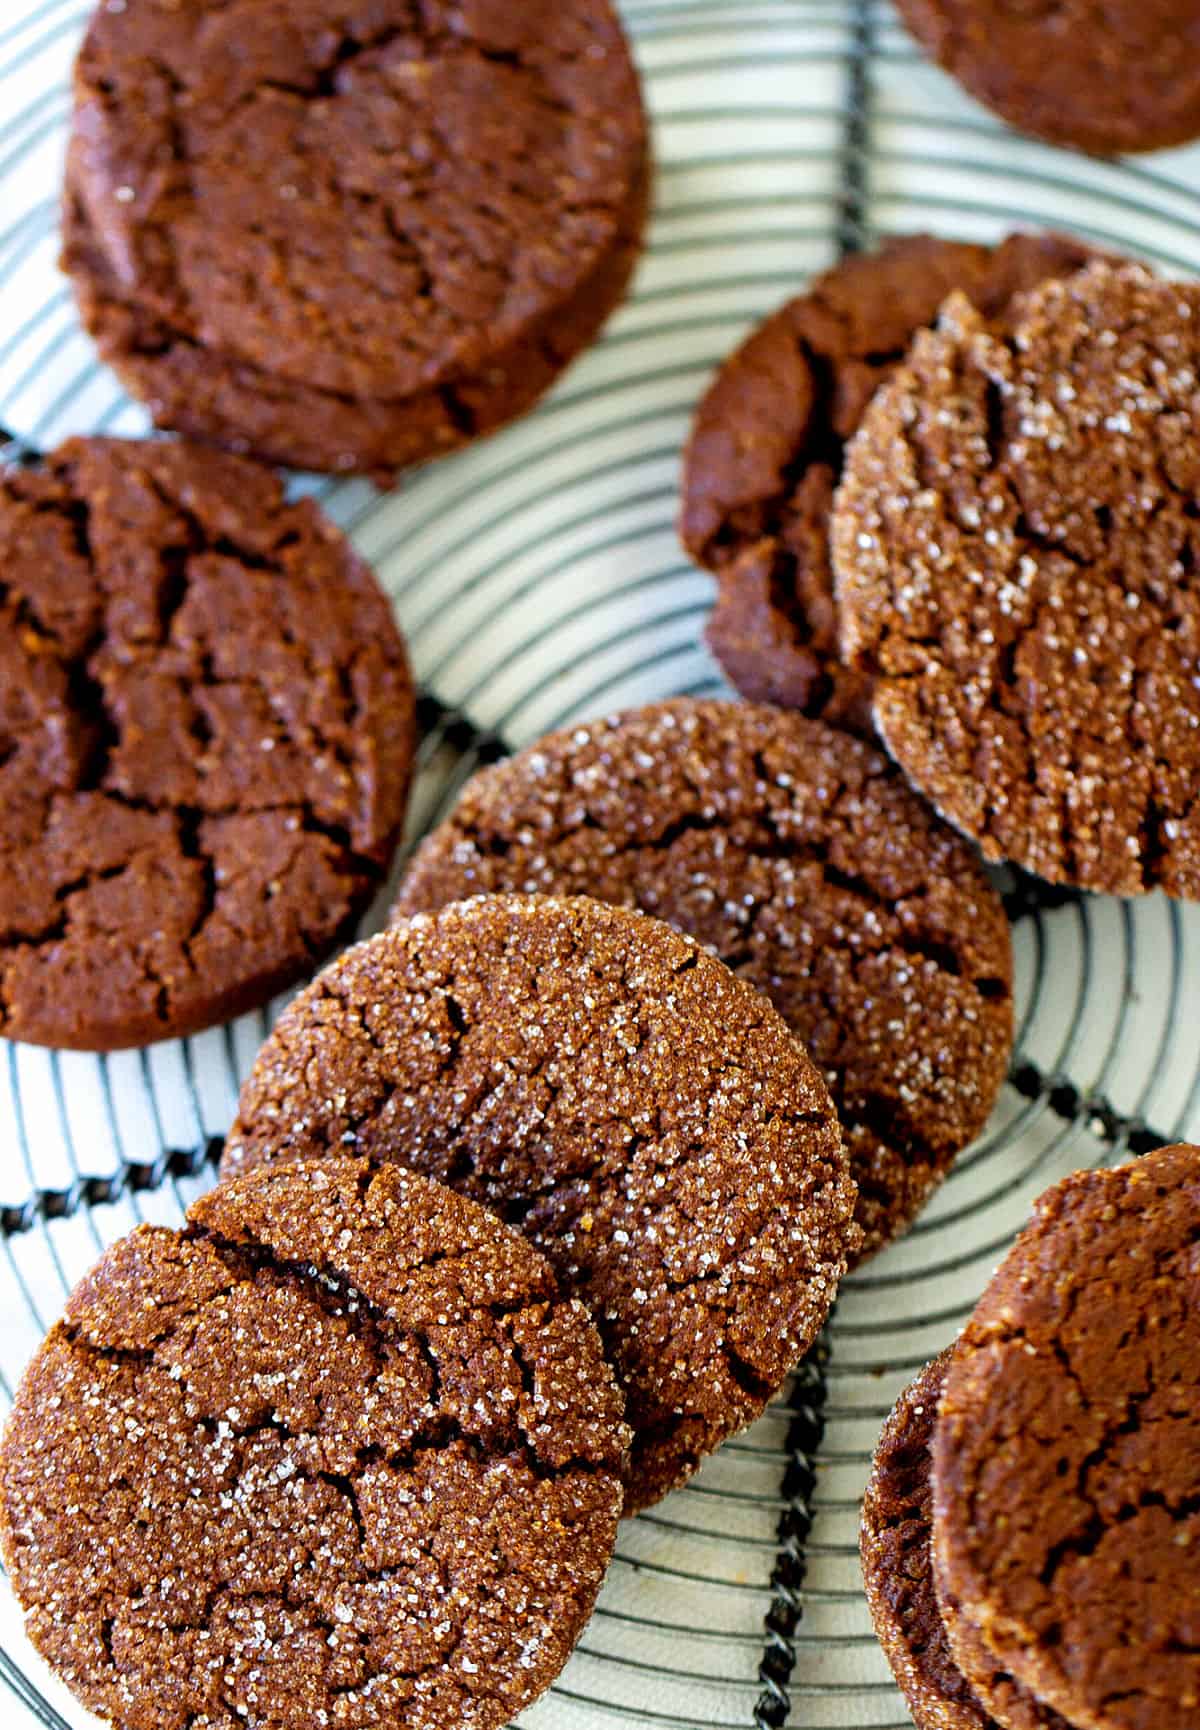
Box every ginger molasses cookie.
[392,701,1013,1262]
[63,0,648,479]
[893,0,1200,156]
[224,894,855,1510]
[0,436,415,1050]
[932,1145,1200,1730]
[680,233,1096,731]
[862,1350,1069,1730]
[834,262,1200,898]
[0,1158,628,1730]
[861,1350,995,1730]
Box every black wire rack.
[3,2,1200,1726]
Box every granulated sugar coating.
[0,436,415,1049]
[833,262,1200,898]
[393,701,1013,1261]
[224,894,855,1510]
[0,1159,628,1730]
[932,1145,1200,1730]
[680,232,1096,733]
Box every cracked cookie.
[0,1157,627,1730]
[680,233,1096,732]
[834,261,1200,897]
[862,1349,1069,1730]
[893,0,1200,156]
[391,700,1014,1262]
[62,0,648,480]
[0,436,415,1050]
[932,1144,1200,1730]
[222,893,855,1510]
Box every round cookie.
[862,1350,1070,1730]
[680,233,1097,732]
[0,436,415,1049]
[932,1144,1200,1730]
[892,0,1200,156]
[63,0,647,479]
[834,262,1200,898]
[392,701,1014,1262]
[0,1158,628,1730]
[223,894,856,1510]
[861,1350,995,1730]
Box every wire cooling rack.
[4,3,1200,1727]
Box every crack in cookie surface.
[931,1144,1200,1730]
[834,262,1200,897]
[0,1159,627,1730]
[391,701,1013,1261]
[0,437,415,1048]
[224,892,855,1509]
[681,234,1096,730]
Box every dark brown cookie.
[893,0,1200,156]
[0,436,415,1050]
[392,701,1014,1262]
[0,1158,627,1730]
[834,262,1200,898]
[223,894,856,1510]
[862,1349,1070,1730]
[681,234,1097,732]
[62,0,648,480]
[861,1349,995,1730]
[932,1145,1200,1730]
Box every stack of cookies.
[686,247,1200,903]
[680,231,1096,732]
[61,0,648,483]
[831,259,1200,900]
[861,1144,1200,1730]
[0,888,863,1728]
[389,698,1015,1261]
